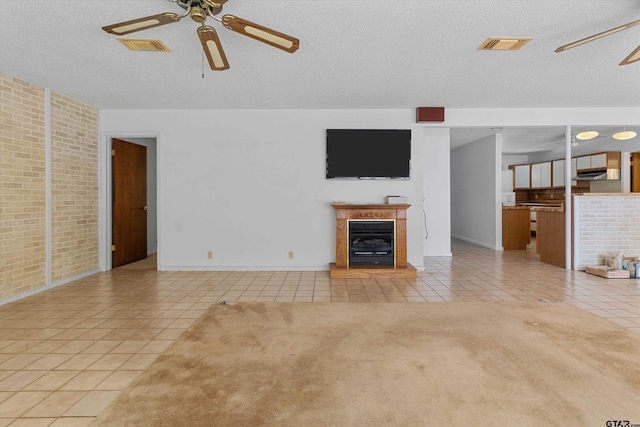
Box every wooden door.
[112,139,147,267]
[633,152,640,193]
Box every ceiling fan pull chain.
[202,49,205,79]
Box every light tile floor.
[1,239,639,425]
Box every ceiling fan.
[542,132,606,148]
[555,19,640,65]
[102,0,300,71]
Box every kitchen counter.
[520,202,564,212]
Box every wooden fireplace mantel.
[330,203,417,279]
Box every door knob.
[143,206,148,211]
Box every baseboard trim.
[160,265,331,272]
[423,252,453,257]
[451,235,501,251]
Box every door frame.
[99,131,161,271]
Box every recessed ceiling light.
[612,130,638,140]
[576,130,599,140]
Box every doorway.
[110,137,158,269]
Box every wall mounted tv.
[326,129,411,179]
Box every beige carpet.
[92,302,640,426]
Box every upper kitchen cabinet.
[530,162,551,188]
[540,162,551,187]
[530,163,541,188]
[552,159,565,187]
[513,164,531,189]
[575,152,620,171]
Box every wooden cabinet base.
[537,210,566,268]
[329,263,417,279]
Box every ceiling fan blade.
[555,19,640,53]
[102,13,182,35]
[221,15,299,53]
[198,26,230,70]
[620,45,640,66]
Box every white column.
[564,126,572,270]
[45,88,52,286]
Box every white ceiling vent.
[478,38,532,51]
[117,38,171,52]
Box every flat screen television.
[326,129,411,179]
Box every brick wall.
[51,93,99,282]
[0,72,99,300]
[574,194,640,269]
[0,74,46,299]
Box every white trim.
[621,151,631,193]
[573,196,581,270]
[0,269,101,306]
[162,265,330,272]
[564,126,572,270]
[161,264,426,272]
[45,88,52,287]
[452,235,502,251]
[494,132,503,252]
[423,252,453,257]
[100,131,161,271]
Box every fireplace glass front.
[348,220,394,266]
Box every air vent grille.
[117,38,171,52]
[478,38,532,51]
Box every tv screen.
[326,129,411,179]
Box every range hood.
[573,169,620,181]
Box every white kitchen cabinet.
[576,156,591,170]
[552,159,565,187]
[540,162,551,187]
[590,153,607,169]
[530,163,541,188]
[514,164,530,189]
[576,153,609,171]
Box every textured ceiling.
[1,0,639,152]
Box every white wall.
[502,154,528,169]
[450,134,502,249]
[422,128,451,256]
[100,106,640,271]
[101,109,445,271]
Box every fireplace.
[349,220,394,266]
[331,203,416,278]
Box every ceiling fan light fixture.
[612,129,638,140]
[190,6,208,23]
[576,130,599,140]
[620,45,640,66]
[222,15,299,53]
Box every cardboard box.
[585,265,630,279]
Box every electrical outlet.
[288,251,294,259]
[207,251,213,259]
